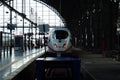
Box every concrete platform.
[0,48,45,80]
[75,48,120,80]
[1,47,120,80]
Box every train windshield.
[54,30,68,39]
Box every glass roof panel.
[0,0,65,34]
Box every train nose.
[53,43,67,48]
[59,40,61,43]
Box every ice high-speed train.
[47,27,72,53]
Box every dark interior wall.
[98,0,118,50]
[40,0,119,50]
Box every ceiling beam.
[0,0,37,26]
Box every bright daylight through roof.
[0,0,65,34]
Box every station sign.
[38,24,49,32]
[7,23,16,30]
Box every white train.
[47,27,72,53]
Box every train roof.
[49,27,70,32]
[49,27,71,36]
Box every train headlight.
[63,44,67,48]
[54,44,57,48]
